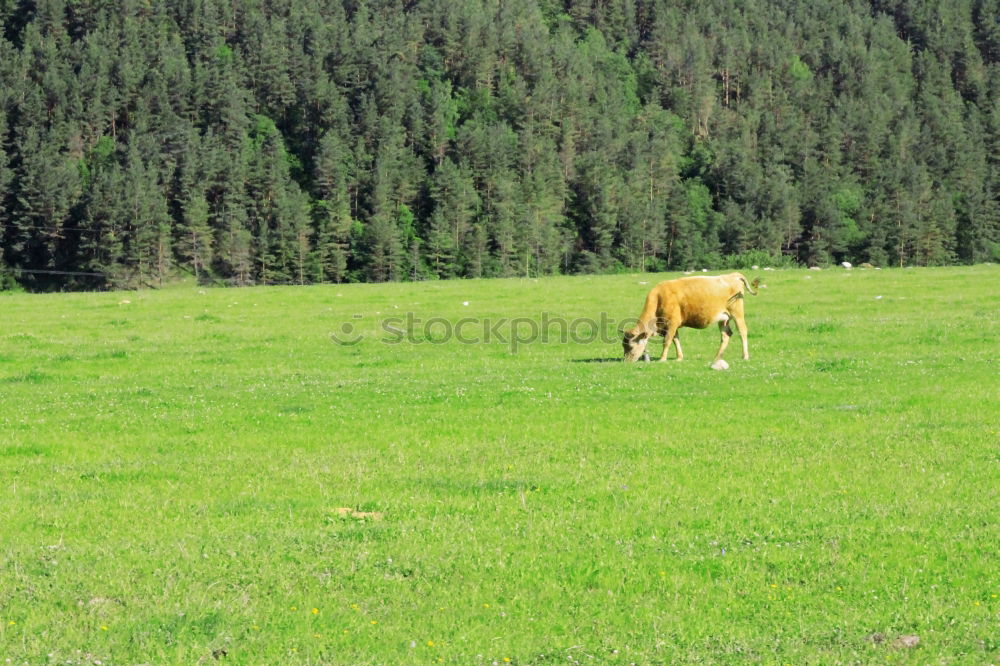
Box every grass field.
[1,265,998,664]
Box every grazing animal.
[622,273,759,363]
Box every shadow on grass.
[571,357,623,363]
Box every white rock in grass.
[710,359,729,371]
[809,266,822,270]
[841,261,853,269]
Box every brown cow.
[622,273,759,363]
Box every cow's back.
[655,274,742,329]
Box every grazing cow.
[622,273,759,363]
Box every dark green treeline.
[0,0,998,289]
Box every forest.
[0,0,998,290]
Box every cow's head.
[622,328,650,362]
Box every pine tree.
[427,158,479,278]
[121,140,172,286]
[179,190,213,282]
[311,130,355,282]
[0,108,11,227]
[173,130,213,281]
[9,124,81,283]
[78,136,128,288]
[622,106,682,271]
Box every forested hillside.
[0,0,997,289]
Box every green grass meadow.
[1,265,998,664]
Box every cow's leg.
[672,334,683,361]
[726,298,750,360]
[714,320,733,362]
[732,313,749,359]
[659,322,681,362]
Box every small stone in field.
[710,359,729,371]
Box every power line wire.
[7,268,106,277]
[0,223,104,233]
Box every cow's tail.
[738,274,760,296]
